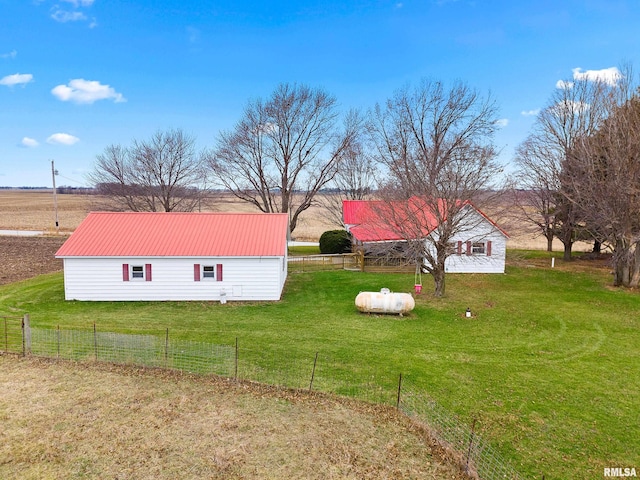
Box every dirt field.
[0,236,66,285]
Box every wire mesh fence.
[7,316,525,480]
[30,327,236,376]
[235,346,398,406]
[400,376,524,480]
[1,315,26,354]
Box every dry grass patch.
[0,355,463,480]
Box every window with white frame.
[193,263,223,282]
[472,242,486,255]
[131,265,144,279]
[122,263,152,282]
[202,265,215,279]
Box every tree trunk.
[546,234,554,252]
[613,240,625,286]
[432,265,446,297]
[592,240,601,254]
[614,257,630,287]
[613,262,624,287]
[563,241,573,261]
[613,239,630,287]
[629,244,640,288]
[622,264,630,287]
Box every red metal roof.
[343,198,440,242]
[343,197,508,242]
[55,212,289,257]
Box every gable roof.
[344,198,437,242]
[55,212,289,257]
[343,197,508,243]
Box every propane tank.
[355,288,415,315]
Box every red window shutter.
[487,241,492,256]
[194,264,201,281]
[457,241,462,256]
[145,264,152,281]
[466,241,472,255]
[122,264,129,281]
[216,264,223,282]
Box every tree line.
[90,70,640,293]
[514,65,640,287]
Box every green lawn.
[1,252,638,479]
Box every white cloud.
[47,133,80,146]
[21,137,39,148]
[50,0,96,26]
[521,109,540,117]
[1,50,17,59]
[61,0,95,6]
[572,67,622,86]
[495,118,509,128]
[0,73,33,87]
[556,79,574,90]
[51,78,126,104]
[51,9,87,22]
[556,67,623,90]
[551,100,590,116]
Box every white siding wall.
[62,256,285,301]
[279,252,288,292]
[443,233,507,273]
[427,208,508,274]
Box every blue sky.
[1,0,639,187]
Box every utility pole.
[51,160,59,235]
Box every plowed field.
[0,236,66,285]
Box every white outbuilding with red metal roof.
[343,198,509,274]
[56,212,289,301]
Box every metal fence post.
[396,373,403,409]
[234,337,238,381]
[164,328,169,368]
[309,352,319,392]
[466,418,477,475]
[93,323,98,361]
[22,314,31,356]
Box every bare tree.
[323,113,378,227]
[209,83,359,234]
[566,68,640,286]
[368,79,502,297]
[89,129,208,212]
[514,76,610,259]
[513,139,559,252]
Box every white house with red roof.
[55,212,289,301]
[343,198,509,274]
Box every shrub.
[319,230,352,254]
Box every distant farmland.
[0,189,595,250]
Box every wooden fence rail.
[288,253,415,273]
